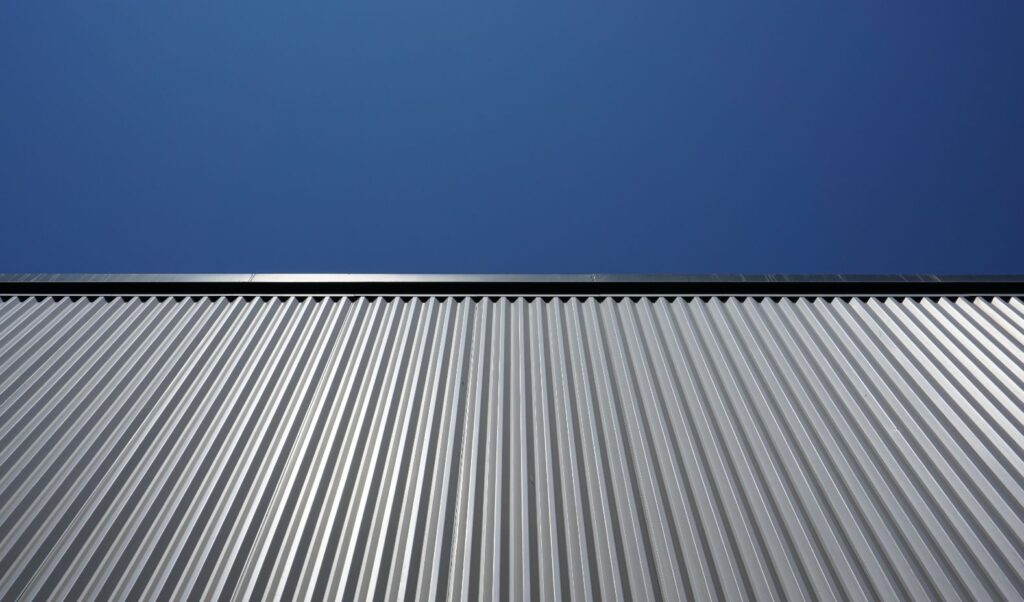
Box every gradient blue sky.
[2,2,1022,274]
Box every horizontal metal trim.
[1,274,1024,297]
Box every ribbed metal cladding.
[1,295,1024,601]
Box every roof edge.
[2,274,1023,297]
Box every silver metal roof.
[1,291,1024,600]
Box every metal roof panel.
[1,293,1023,600]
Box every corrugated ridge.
[0,296,1023,601]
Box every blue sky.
[2,2,1022,274]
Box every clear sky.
[2,2,1022,274]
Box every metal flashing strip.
[1,274,1024,297]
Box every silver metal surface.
[1,294,1023,600]
[3,272,1023,284]
[5,273,1024,299]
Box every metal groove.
[1,295,1023,601]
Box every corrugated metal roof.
[1,294,1023,600]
